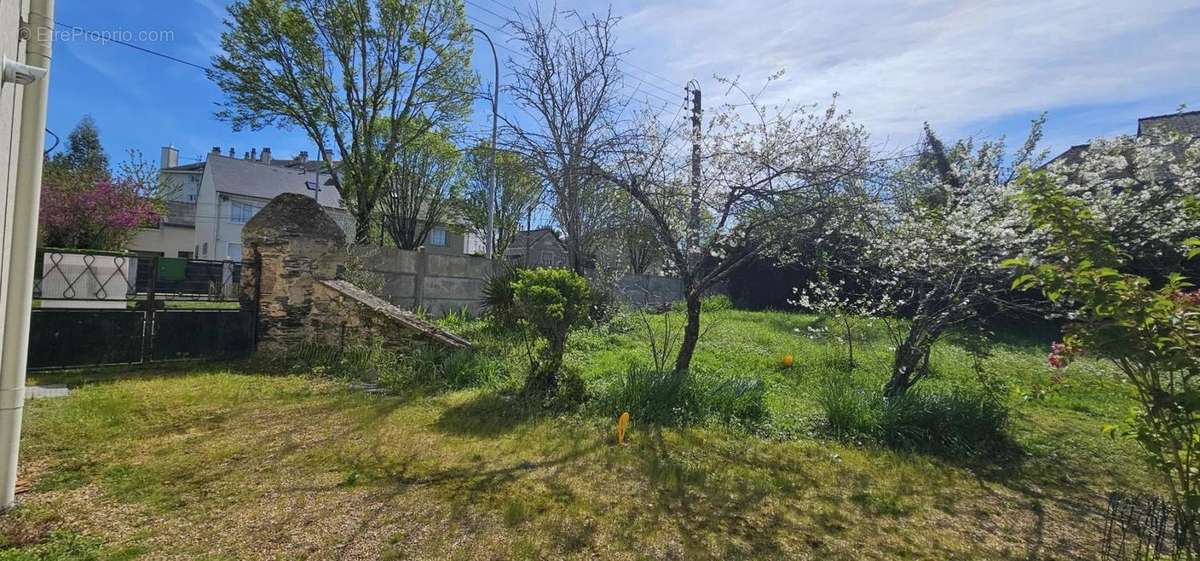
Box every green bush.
[481,265,520,329]
[815,374,1011,458]
[602,366,768,428]
[511,268,592,398]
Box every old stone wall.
[241,193,468,352]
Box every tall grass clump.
[268,339,502,393]
[814,373,1012,458]
[602,366,767,428]
[815,373,879,438]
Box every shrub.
[481,265,520,329]
[511,268,592,398]
[603,366,768,428]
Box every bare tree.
[504,6,626,273]
[600,85,875,373]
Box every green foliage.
[511,268,593,397]
[0,530,102,561]
[461,145,542,256]
[481,265,520,328]
[815,373,1011,458]
[44,116,110,186]
[381,126,466,249]
[600,366,768,428]
[269,339,499,393]
[700,294,735,312]
[1010,169,1200,543]
[210,0,477,242]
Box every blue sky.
[46,0,1200,170]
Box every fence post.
[413,247,427,310]
[142,256,160,362]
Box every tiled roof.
[1137,110,1200,137]
[205,154,344,209]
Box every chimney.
[260,147,272,164]
[159,145,179,170]
[249,147,257,161]
[211,146,221,156]
[228,147,235,158]
[296,150,309,163]
[322,149,334,162]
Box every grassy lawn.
[1,308,1155,560]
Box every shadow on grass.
[432,391,548,438]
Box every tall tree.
[461,142,542,257]
[209,0,476,242]
[380,128,464,249]
[45,115,110,185]
[505,7,625,273]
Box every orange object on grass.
[782,354,794,367]
[616,411,630,446]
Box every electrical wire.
[54,21,210,72]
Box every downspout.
[0,0,53,510]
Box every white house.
[130,146,353,261]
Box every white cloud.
[588,0,1200,144]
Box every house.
[505,228,568,267]
[1049,110,1200,166]
[129,145,466,260]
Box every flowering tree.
[599,83,874,373]
[1010,170,1199,556]
[792,272,893,369]
[39,178,160,250]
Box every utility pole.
[473,27,499,259]
[686,81,702,273]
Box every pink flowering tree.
[1009,170,1199,553]
[39,178,160,251]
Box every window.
[429,227,448,247]
[177,251,193,259]
[229,201,258,224]
[202,242,208,257]
[227,243,242,261]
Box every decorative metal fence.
[1102,491,1198,561]
[28,249,258,370]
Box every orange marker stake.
[616,411,630,446]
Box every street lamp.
[473,27,499,259]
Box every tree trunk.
[353,214,373,245]
[884,327,934,398]
[673,291,702,373]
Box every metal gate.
[28,249,258,371]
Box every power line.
[54,21,210,72]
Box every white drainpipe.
[0,0,53,510]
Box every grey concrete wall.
[615,274,685,308]
[359,246,497,317]
[359,245,698,316]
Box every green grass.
[2,308,1157,560]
